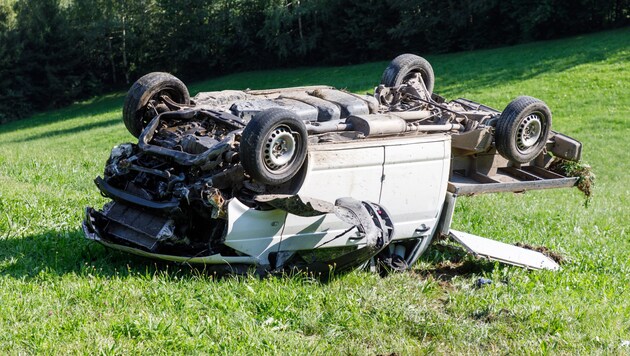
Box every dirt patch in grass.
[413,240,566,290]
[419,259,494,282]
[412,244,495,288]
[514,242,566,264]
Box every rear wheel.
[122,72,190,137]
[495,96,552,163]
[381,54,435,95]
[240,108,308,185]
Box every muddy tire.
[240,108,308,185]
[381,54,435,95]
[123,72,190,137]
[495,96,552,163]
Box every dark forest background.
[0,0,627,123]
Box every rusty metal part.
[306,121,350,134]
[390,110,434,121]
[346,114,463,137]
[204,187,227,219]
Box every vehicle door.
[279,141,385,252]
[379,135,451,241]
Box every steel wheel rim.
[517,113,543,152]
[264,126,297,170]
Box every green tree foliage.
[0,0,90,120]
[0,0,627,122]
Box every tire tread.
[122,72,189,137]
[495,96,552,163]
[380,54,435,94]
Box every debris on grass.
[474,277,493,288]
[416,239,565,288]
[414,243,495,285]
[514,242,566,264]
[549,158,595,207]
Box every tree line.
[0,0,627,123]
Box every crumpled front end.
[84,197,395,275]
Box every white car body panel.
[280,142,384,252]
[223,134,452,260]
[380,135,451,240]
[223,198,287,261]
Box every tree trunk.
[107,36,117,84]
[297,0,303,42]
[121,14,129,84]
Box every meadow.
[0,29,628,354]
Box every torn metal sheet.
[254,194,334,217]
[449,229,560,270]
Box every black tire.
[240,108,308,185]
[380,54,435,95]
[495,96,552,163]
[122,72,190,137]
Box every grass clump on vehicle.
[550,158,595,206]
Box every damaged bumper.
[84,195,395,274]
[82,215,258,265]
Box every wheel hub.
[517,113,542,152]
[264,126,296,170]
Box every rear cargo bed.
[448,168,578,195]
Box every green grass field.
[0,28,628,354]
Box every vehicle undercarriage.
[84,54,583,275]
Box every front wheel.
[495,96,552,163]
[122,72,190,137]
[380,54,435,95]
[240,108,308,185]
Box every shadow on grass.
[411,243,497,283]
[0,229,219,280]
[8,118,122,143]
[432,29,629,96]
[1,227,508,285]
[0,93,124,136]
[0,228,371,283]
